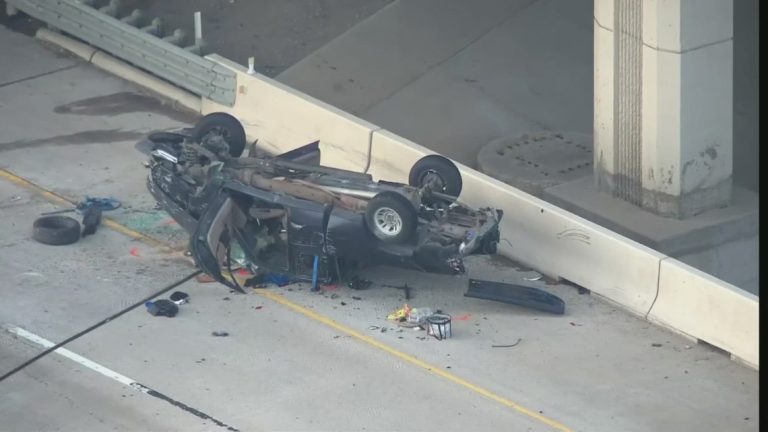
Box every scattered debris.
[577,287,589,295]
[130,247,141,257]
[145,300,178,317]
[351,296,362,301]
[222,297,231,301]
[330,293,340,299]
[465,279,565,315]
[569,322,582,327]
[454,313,472,321]
[347,275,372,291]
[387,304,411,321]
[196,273,216,283]
[169,291,189,305]
[492,338,522,348]
[10,196,21,202]
[380,327,387,333]
[321,284,339,291]
[245,272,291,288]
[407,307,433,325]
[426,314,452,340]
[368,325,381,331]
[41,196,121,216]
[651,343,663,347]
[398,321,422,329]
[80,206,102,237]
[253,305,263,310]
[211,331,229,337]
[523,273,543,281]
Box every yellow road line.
[0,167,572,432]
[258,290,572,432]
[0,168,170,250]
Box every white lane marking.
[7,325,240,430]
[7,326,146,392]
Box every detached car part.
[32,216,81,245]
[465,279,565,315]
[140,112,503,291]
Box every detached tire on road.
[192,112,247,158]
[32,216,81,246]
[365,192,417,244]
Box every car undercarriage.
[140,113,502,292]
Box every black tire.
[192,112,246,158]
[364,192,417,244]
[147,131,185,145]
[32,216,81,246]
[408,155,463,202]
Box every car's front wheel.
[364,192,417,244]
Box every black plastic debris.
[347,275,372,290]
[81,206,102,237]
[245,272,291,288]
[465,279,565,315]
[145,299,179,317]
[169,291,189,305]
[211,331,229,337]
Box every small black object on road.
[145,299,179,317]
[81,206,102,237]
[169,291,190,305]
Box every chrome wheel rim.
[373,207,403,236]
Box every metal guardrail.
[6,0,236,106]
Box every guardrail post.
[247,57,256,75]
[99,0,121,17]
[184,11,204,54]
[120,9,143,27]
[194,11,202,46]
[162,28,186,46]
[140,17,162,36]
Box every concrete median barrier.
[648,259,759,369]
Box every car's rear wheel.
[365,192,417,244]
[408,155,463,205]
[192,112,246,158]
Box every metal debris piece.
[169,291,189,305]
[523,273,543,281]
[492,338,522,348]
[347,275,372,290]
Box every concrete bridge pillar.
[594,0,734,218]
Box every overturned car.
[140,113,502,292]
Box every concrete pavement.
[0,26,759,432]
